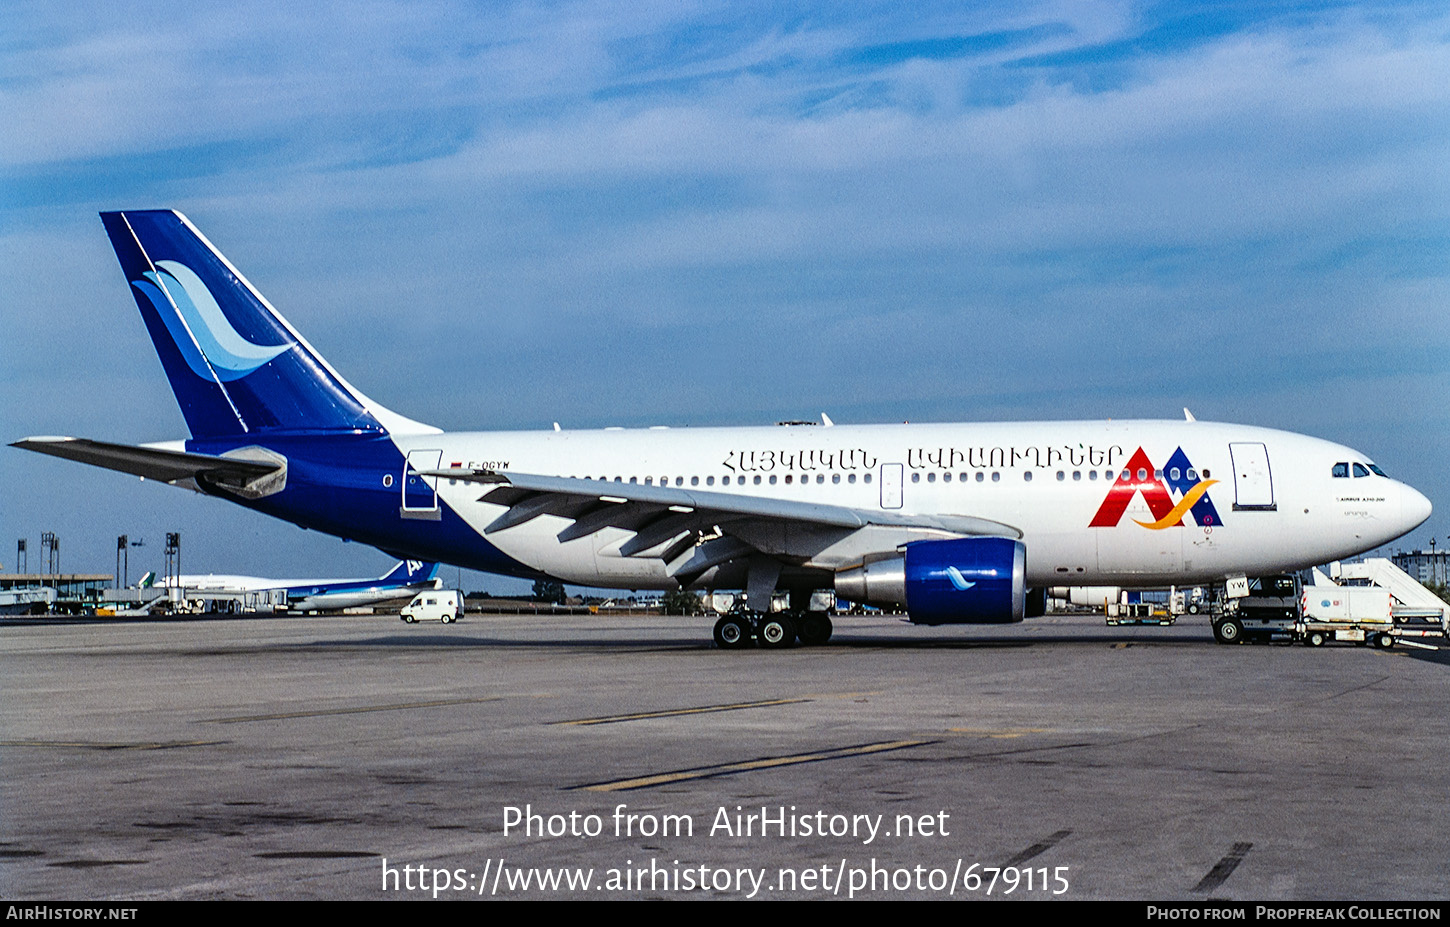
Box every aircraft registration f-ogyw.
[13,211,1433,647]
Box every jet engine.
[834,536,1027,625]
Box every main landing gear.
[712,610,834,649]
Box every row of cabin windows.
[565,467,1211,486]
[909,467,1209,484]
[578,473,875,486]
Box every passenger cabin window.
[1332,462,1349,478]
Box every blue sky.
[2,1,1447,591]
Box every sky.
[2,1,1447,593]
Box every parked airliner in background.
[12,211,1432,647]
[160,559,440,612]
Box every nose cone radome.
[1402,484,1433,534]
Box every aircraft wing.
[12,436,284,493]
[425,467,1021,580]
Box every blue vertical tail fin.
[379,560,439,584]
[101,210,430,439]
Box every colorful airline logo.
[130,260,291,381]
[1089,447,1223,530]
[945,567,977,591]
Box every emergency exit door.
[880,463,903,509]
[402,448,442,518]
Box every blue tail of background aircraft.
[379,560,440,584]
[100,210,386,439]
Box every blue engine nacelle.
[834,536,1027,625]
[904,536,1026,625]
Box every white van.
[400,590,463,624]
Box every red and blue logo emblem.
[1090,447,1222,530]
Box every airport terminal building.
[1393,549,1449,588]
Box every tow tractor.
[1213,568,1448,648]
[1213,575,1303,644]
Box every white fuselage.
[387,419,1430,590]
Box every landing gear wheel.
[713,615,752,649]
[758,614,796,649]
[1374,632,1395,650]
[1213,618,1244,644]
[797,612,833,646]
[1306,630,1326,647]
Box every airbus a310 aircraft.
[13,211,1432,647]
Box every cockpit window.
[1332,462,1349,478]
[1352,463,1370,478]
[1368,463,1388,477]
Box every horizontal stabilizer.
[12,436,284,494]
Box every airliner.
[12,211,1433,647]
[161,559,440,612]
